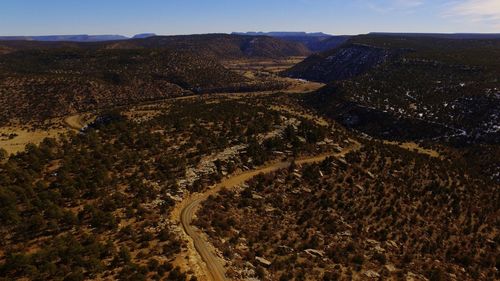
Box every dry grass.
[384,140,441,158]
[223,57,306,74]
[1,113,95,155]
[0,126,66,155]
[281,77,325,93]
[222,57,325,95]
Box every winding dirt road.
[179,141,361,281]
[64,114,89,131]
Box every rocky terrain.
[196,140,498,281]
[284,36,500,146]
[284,43,404,82]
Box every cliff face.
[283,44,403,82]
[306,84,453,141]
[289,36,500,146]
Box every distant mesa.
[233,31,351,52]
[132,33,157,39]
[0,33,157,42]
[233,31,333,37]
[369,32,500,39]
[2,32,499,43]
[0,34,129,42]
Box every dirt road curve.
[64,114,86,131]
[180,141,361,281]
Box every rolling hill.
[234,31,351,52]
[0,34,311,60]
[103,34,311,59]
[0,47,284,123]
[0,34,310,123]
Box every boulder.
[384,264,397,273]
[304,249,325,258]
[255,256,272,267]
[364,270,380,278]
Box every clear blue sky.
[0,0,498,36]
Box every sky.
[0,0,499,36]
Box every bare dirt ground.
[383,140,441,158]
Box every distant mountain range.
[0,34,310,59]
[233,31,332,37]
[0,33,157,42]
[233,32,351,52]
[369,32,500,39]
[0,31,347,53]
[2,32,499,43]
[235,32,500,52]
[2,31,499,51]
